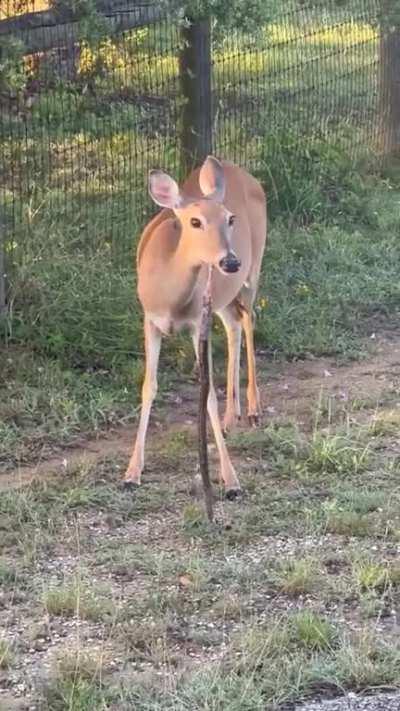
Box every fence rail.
[0,0,397,315]
[0,2,164,53]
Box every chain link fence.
[0,0,386,311]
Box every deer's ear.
[199,156,225,202]
[148,170,182,209]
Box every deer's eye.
[190,217,202,228]
[228,214,235,226]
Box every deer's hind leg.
[217,304,242,433]
[235,282,262,427]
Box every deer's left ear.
[199,156,225,202]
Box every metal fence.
[0,0,386,305]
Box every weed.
[331,631,400,689]
[230,424,305,479]
[93,543,178,580]
[334,487,386,515]
[159,430,195,462]
[291,610,337,651]
[359,592,386,620]
[387,564,400,586]
[325,509,372,537]
[43,578,113,622]
[0,639,14,669]
[303,432,370,478]
[212,593,244,621]
[179,555,210,593]
[182,503,208,533]
[354,561,389,592]
[276,557,319,596]
[118,619,173,666]
[56,650,106,683]
[0,559,18,587]
[40,677,108,711]
[370,409,400,436]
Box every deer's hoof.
[223,415,241,437]
[225,488,242,501]
[122,481,140,492]
[248,414,260,427]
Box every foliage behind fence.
[0,0,383,296]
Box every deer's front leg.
[124,318,162,488]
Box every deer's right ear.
[149,170,182,209]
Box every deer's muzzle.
[219,252,241,274]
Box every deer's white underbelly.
[149,313,196,336]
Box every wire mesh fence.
[0,0,383,301]
[213,0,380,169]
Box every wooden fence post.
[179,18,213,174]
[380,3,400,154]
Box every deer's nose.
[219,252,241,274]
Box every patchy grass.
[2,7,400,707]
[331,631,400,690]
[291,610,338,651]
[370,408,400,436]
[42,578,114,622]
[324,506,374,538]
[354,561,390,593]
[0,639,14,669]
[2,144,400,471]
[0,347,141,471]
[41,646,111,710]
[2,367,400,708]
[40,674,108,711]
[302,432,371,478]
[0,558,19,587]
[276,557,319,596]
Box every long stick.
[198,266,214,522]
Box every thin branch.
[197,265,214,523]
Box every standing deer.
[124,156,267,498]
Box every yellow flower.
[295,282,311,297]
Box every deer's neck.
[139,220,207,331]
[168,241,203,312]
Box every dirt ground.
[4,326,400,493]
[1,330,400,709]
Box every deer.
[124,156,267,498]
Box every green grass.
[1,392,400,707]
[0,348,140,469]
[3,169,400,470]
[291,610,338,651]
[0,639,14,670]
[42,578,114,622]
[276,557,319,595]
[2,6,400,708]
[1,3,398,471]
[256,187,400,359]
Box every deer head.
[148,156,241,274]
